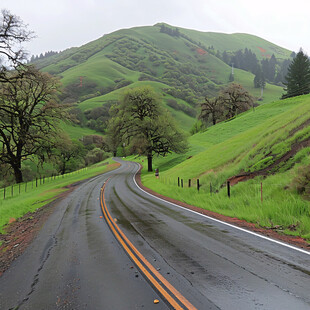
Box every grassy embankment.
[0,160,120,233]
[132,95,310,240]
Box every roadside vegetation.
[133,94,310,241]
[0,160,119,233]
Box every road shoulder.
[135,166,310,251]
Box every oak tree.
[219,83,254,119]
[199,96,222,125]
[0,66,66,183]
[107,86,187,171]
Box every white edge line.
[132,163,310,256]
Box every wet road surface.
[0,159,310,309]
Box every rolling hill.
[32,23,292,134]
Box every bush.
[292,165,310,198]
[85,148,109,166]
[166,99,196,117]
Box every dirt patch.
[257,47,270,58]
[288,118,310,138]
[0,204,56,277]
[228,136,310,185]
[196,48,207,55]
[135,167,310,251]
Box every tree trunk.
[147,153,153,172]
[13,164,23,183]
[61,162,66,175]
[212,113,216,125]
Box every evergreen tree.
[254,66,265,88]
[282,49,310,98]
[275,59,291,85]
[268,54,277,82]
[222,51,229,64]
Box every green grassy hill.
[33,23,291,135]
[136,94,310,240]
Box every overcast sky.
[2,0,310,57]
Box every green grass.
[140,170,310,239]
[59,121,101,139]
[130,94,310,241]
[0,160,120,233]
[60,56,140,88]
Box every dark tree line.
[29,51,59,63]
[159,24,180,37]
[220,48,293,87]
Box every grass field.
[59,121,102,139]
[131,94,310,241]
[0,160,120,233]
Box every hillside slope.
[32,23,291,133]
[139,94,310,240]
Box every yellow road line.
[100,180,197,310]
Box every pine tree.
[268,54,277,82]
[254,66,265,88]
[282,49,310,98]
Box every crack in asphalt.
[9,197,71,310]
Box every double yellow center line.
[100,179,197,310]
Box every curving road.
[0,159,310,309]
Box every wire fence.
[0,168,88,201]
[157,175,288,202]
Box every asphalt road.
[0,159,310,309]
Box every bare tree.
[219,83,254,119]
[0,9,34,78]
[0,66,66,183]
[199,96,222,125]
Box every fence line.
[155,175,287,202]
[0,167,89,201]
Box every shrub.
[292,165,310,198]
